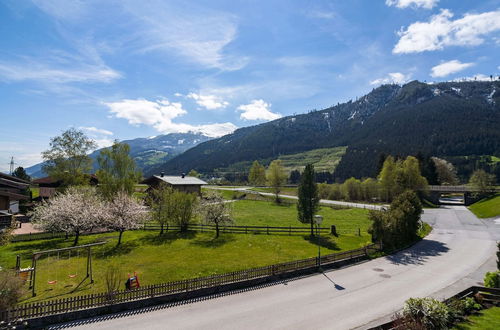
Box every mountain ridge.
[155,80,500,180]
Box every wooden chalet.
[141,172,207,195]
[32,174,98,199]
[0,172,30,214]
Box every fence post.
[358,228,361,236]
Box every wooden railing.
[13,222,366,242]
[0,243,380,322]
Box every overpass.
[426,185,500,206]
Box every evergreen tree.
[96,142,142,200]
[289,169,301,184]
[248,160,266,186]
[12,167,30,181]
[297,164,320,236]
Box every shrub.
[104,264,122,300]
[0,270,25,311]
[484,271,499,288]
[403,297,450,329]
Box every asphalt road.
[58,206,499,330]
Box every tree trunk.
[310,219,314,237]
[73,230,80,246]
[117,231,123,246]
[215,223,220,238]
[159,223,164,236]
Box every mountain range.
[156,80,500,181]
[25,132,212,178]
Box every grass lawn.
[453,307,500,329]
[1,200,371,303]
[468,194,500,218]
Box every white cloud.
[105,98,236,137]
[0,60,121,84]
[430,60,474,78]
[186,93,229,110]
[394,9,500,54]
[370,72,411,85]
[94,138,114,149]
[121,1,248,71]
[79,126,113,136]
[385,0,438,9]
[237,100,282,121]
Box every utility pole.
[9,156,16,175]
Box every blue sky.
[1,0,499,172]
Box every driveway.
[57,206,499,330]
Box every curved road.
[59,206,499,330]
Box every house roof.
[0,177,30,189]
[0,172,30,185]
[142,175,207,186]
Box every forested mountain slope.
[152,80,500,180]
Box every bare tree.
[31,186,105,245]
[104,191,147,246]
[199,191,234,238]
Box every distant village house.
[141,172,207,195]
[0,172,30,214]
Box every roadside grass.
[249,187,298,196]
[468,194,500,218]
[452,307,500,329]
[0,199,371,303]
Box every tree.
[248,160,266,186]
[396,156,428,193]
[361,178,379,201]
[267,160,287,203]
[187,169,201,178]
[12,166,30,181]
[147,184,177,235]
[172,191,197,232]
[432,157,459,185]
[342,177,362,201]
[199,191,234,238]
[42,128,97,187]
[297,164,320,236]
[96,142,142,199]
[0,269,25,311]
[104,191,146,246]
[469,169,496,195]
[368,190,423,251]
[31,186,105,245]
[289,169,301,184]
[416,153,438,185]
[378,156,397,201]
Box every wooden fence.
[1,243,380,322]
[13,222,366,242]
[143,223,334,235]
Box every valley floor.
[57,205,500,330]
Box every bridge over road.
[426,185,500,206]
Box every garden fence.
[13,223,367,242]
[0,243,380,323]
